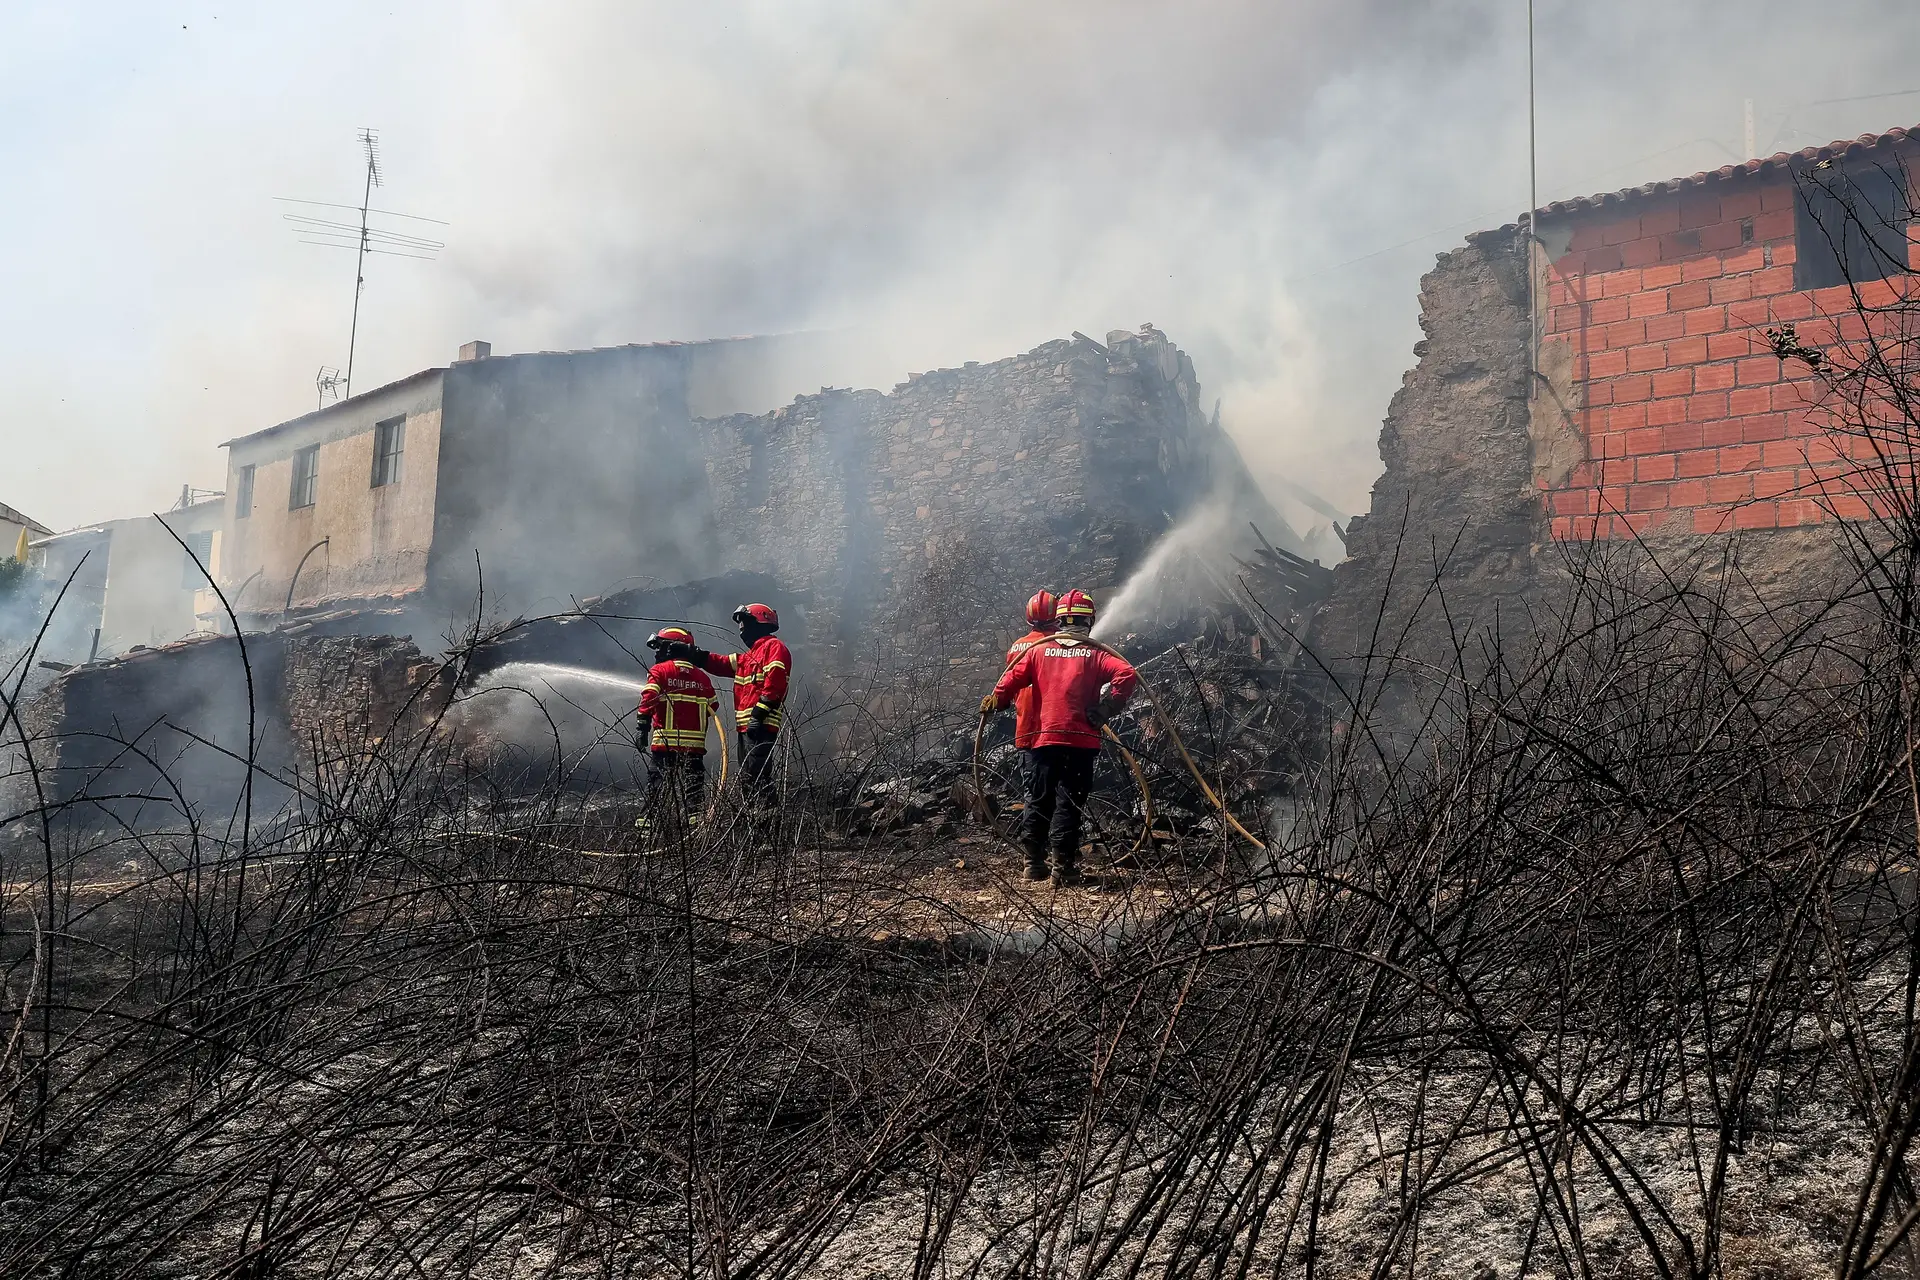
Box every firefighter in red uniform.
[983,589,1138,886]
[636,626,721,827]
[1006,590,1056,753]
[690,603,792,803]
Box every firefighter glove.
[979,693,1000,716]
[749,702,771,725]
[686,646,712,667]
[636,724,652,753]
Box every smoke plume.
[5,1,1919,534]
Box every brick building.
[1536,125,1917,539]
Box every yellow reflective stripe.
[641,681,661,694]
[763,660,788,672]
[662,694,711,725]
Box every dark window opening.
[290,445,319,510]
[371,416,406,488]
[1795,160,1912,290]
[181,530,215,589]
[234,464,255,518]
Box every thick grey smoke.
[6,0,1919,533]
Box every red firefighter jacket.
[638,659,720,753]
[1005,629,1052,749]
[991,634,1140,750]
[700,636,793,732]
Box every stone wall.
[12,629,446,825]
[1318,230,1542,667]
[280,633,447,779]
[698,325,1240,694]
[1318,217,1860,681]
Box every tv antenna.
[277,128,447,400]
[315,365,344,409]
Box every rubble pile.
[838,628,1321,851]
[834,520,1335,848]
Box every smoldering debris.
[855,599,1331,850]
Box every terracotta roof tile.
[1533,124,1918,222]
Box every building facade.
[218,334,839,629]
[24,498,225,663]
[1,502,51,559]
[1325,125,1920,666]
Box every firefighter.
[982,589,1138,887]
[689,603,792,804]
[635,626,720,829]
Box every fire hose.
[971,633,1267,855]
[705,715,730,823]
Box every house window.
[1795,160,1912,290]
[290,445,319,510]
[234,464,255,518]
[371,416,405,488]
[180,530,215,589]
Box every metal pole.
[344,154,372,400]
[1526,0,1540,396]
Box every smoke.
[6,1,1920,531]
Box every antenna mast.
[346,128,382,399]
[276,131,446,406]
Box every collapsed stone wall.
[1317,223,1856,687]
[699,325,1241,697]
[12,629,443,825]
[12,328,1273,810]
[281,634,448,780]
[1317,229,1543,668]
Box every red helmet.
[647,626,694,651]
[732,603,779,630]
[1025,590,1058,626]
[1054,589,1096,626]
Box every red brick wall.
[1541,173,1912,539]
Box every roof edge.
[1531,124,1919,223]
[221,366,447,449]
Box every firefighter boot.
[1049,846,1083,889]
[1020,839,1049,882]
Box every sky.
[5,0,1920,534]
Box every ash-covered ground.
[7,520,1920,1278]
